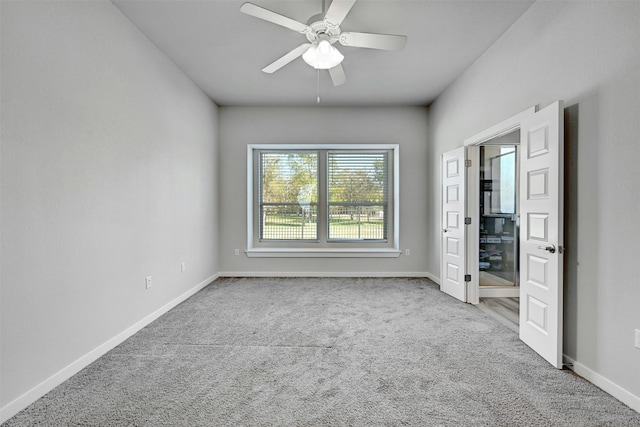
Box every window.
[259,151,319,241]
[247,144,399,257]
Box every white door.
[441,147,467,301]
[519,101,564,368]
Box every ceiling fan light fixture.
[302,37,344,69]
[318,39,331,54]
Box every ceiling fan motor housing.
[305,20,342,45]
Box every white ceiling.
[113,0,534,107]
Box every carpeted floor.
[4,277,640,426]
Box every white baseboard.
[425,271,440,285]
[0,273,219,424]
[564,355,640,413]
[218,271,431,278]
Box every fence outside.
[260,203,386,241]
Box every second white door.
[441,147,467,302]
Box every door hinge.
[464,217,472,225]
[465,159,472,167]
[464,274,471,282]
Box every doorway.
[466,128,522,303]
[478,143,519,289]
[475,134,521,331]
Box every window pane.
[499,147,516,214]
[260,152,318,240]
[327,151,388,241]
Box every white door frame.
[464,107,536,304]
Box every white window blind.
[327,151,388,241]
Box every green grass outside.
[262,214,385,240]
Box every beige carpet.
[4,277,639,426]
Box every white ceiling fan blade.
[324,0,357,27]
[240,2,309,33]
[339,32,407,51]
[262,43,312,73]
[328,63,347,86]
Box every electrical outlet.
[405,249,411,256]
[234,249,240,256]
[635,329,640,350]
[145,276,152,289]
[181,262,186,273]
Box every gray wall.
[1,1,219,411]
[428,2,640,398]
[218,107,428,275]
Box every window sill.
[245,248,401,258]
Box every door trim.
[464,106,536,304]
[464,107,536,146]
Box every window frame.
[247,144,400,258]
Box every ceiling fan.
[240,0,407,86]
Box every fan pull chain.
[316,68,320,104]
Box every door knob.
[442,229,448,233]
[537,244,556,254]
